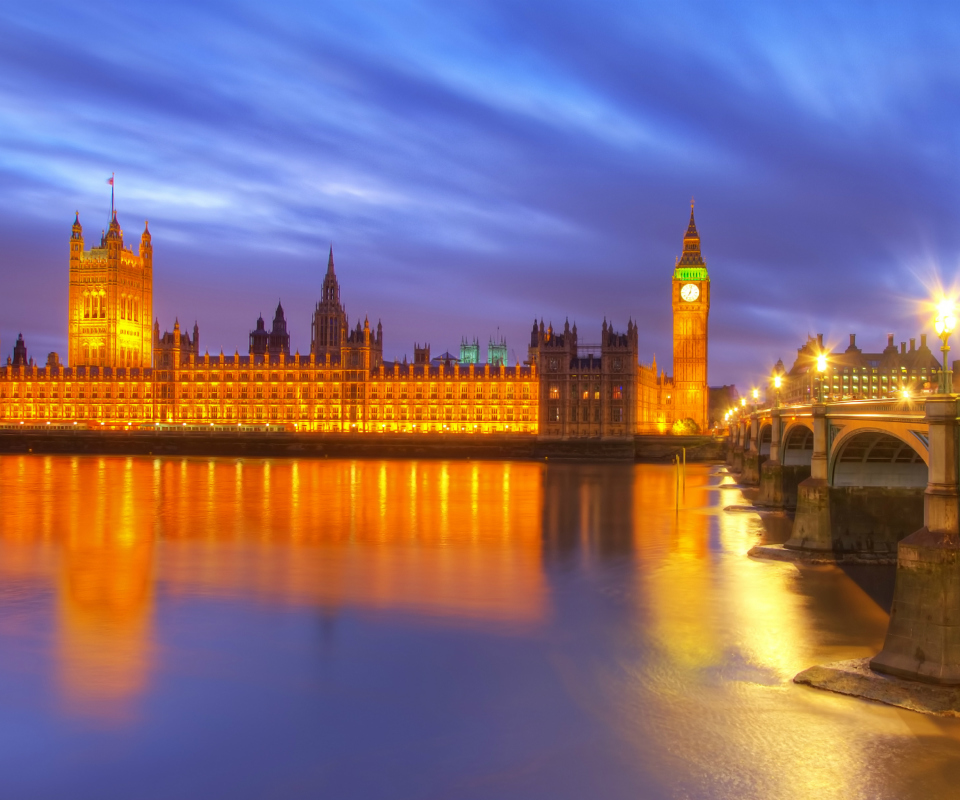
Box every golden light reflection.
[0,456,547,717]
[622,464,918,800]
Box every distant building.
[459,338,480,364]
[250,303,290,358]
[487,337,507,367]
[154,320,200,368]
[709,385,739,426]
[777,332,944,403]
[12,333,27,367]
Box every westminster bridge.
[727,395,960,685]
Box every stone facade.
[0,207,711,436]
[67,211,153,370]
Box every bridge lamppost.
[934,299,956,394]
[773,373,782,408]
[752,388,759,408]
[816,352,827,403]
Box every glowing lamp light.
[752,388,759,401]
[816,353,827,373]
[902,387,911,400]
[935,299,957,337]
[740,398,745,407]
[774,374,782,389]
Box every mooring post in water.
[673,454,680,511]
[682,447,686,500]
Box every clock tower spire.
[672,201,710,431]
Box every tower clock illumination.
[671,202,710,431]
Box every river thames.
[1,455,959,799]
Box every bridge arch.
[758,423,772,457]
[781,422,813,467]
[830,428,928,488]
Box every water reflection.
[1,456,960,800]
[0,456,548,719]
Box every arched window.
[84,295,91,319]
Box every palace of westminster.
[0,202,714,437]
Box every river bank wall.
[0,431,724,462]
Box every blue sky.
[1,0,958,389]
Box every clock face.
[680,283,700,302]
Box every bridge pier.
[741,416,761,485]
[785,405,832,550]
[784,404,925,554]
[732,419,746,473]
[758,410,783,507]
[871,396,960,684]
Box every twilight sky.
[1,0,958,390]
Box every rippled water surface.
[1,455,959,799]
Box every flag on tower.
[106,176,114,186]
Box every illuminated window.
[549,384,559,400]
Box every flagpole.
[111,172,115,218]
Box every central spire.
[685,199,699,241]
[327,245,335,275]
[678,201,705,268]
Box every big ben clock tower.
[672,202,710,431]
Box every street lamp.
[816,352,827,403]
[773,373,782,408]
[752,388,759,406]
[934,299,957,394]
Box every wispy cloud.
[0,0,957,386]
